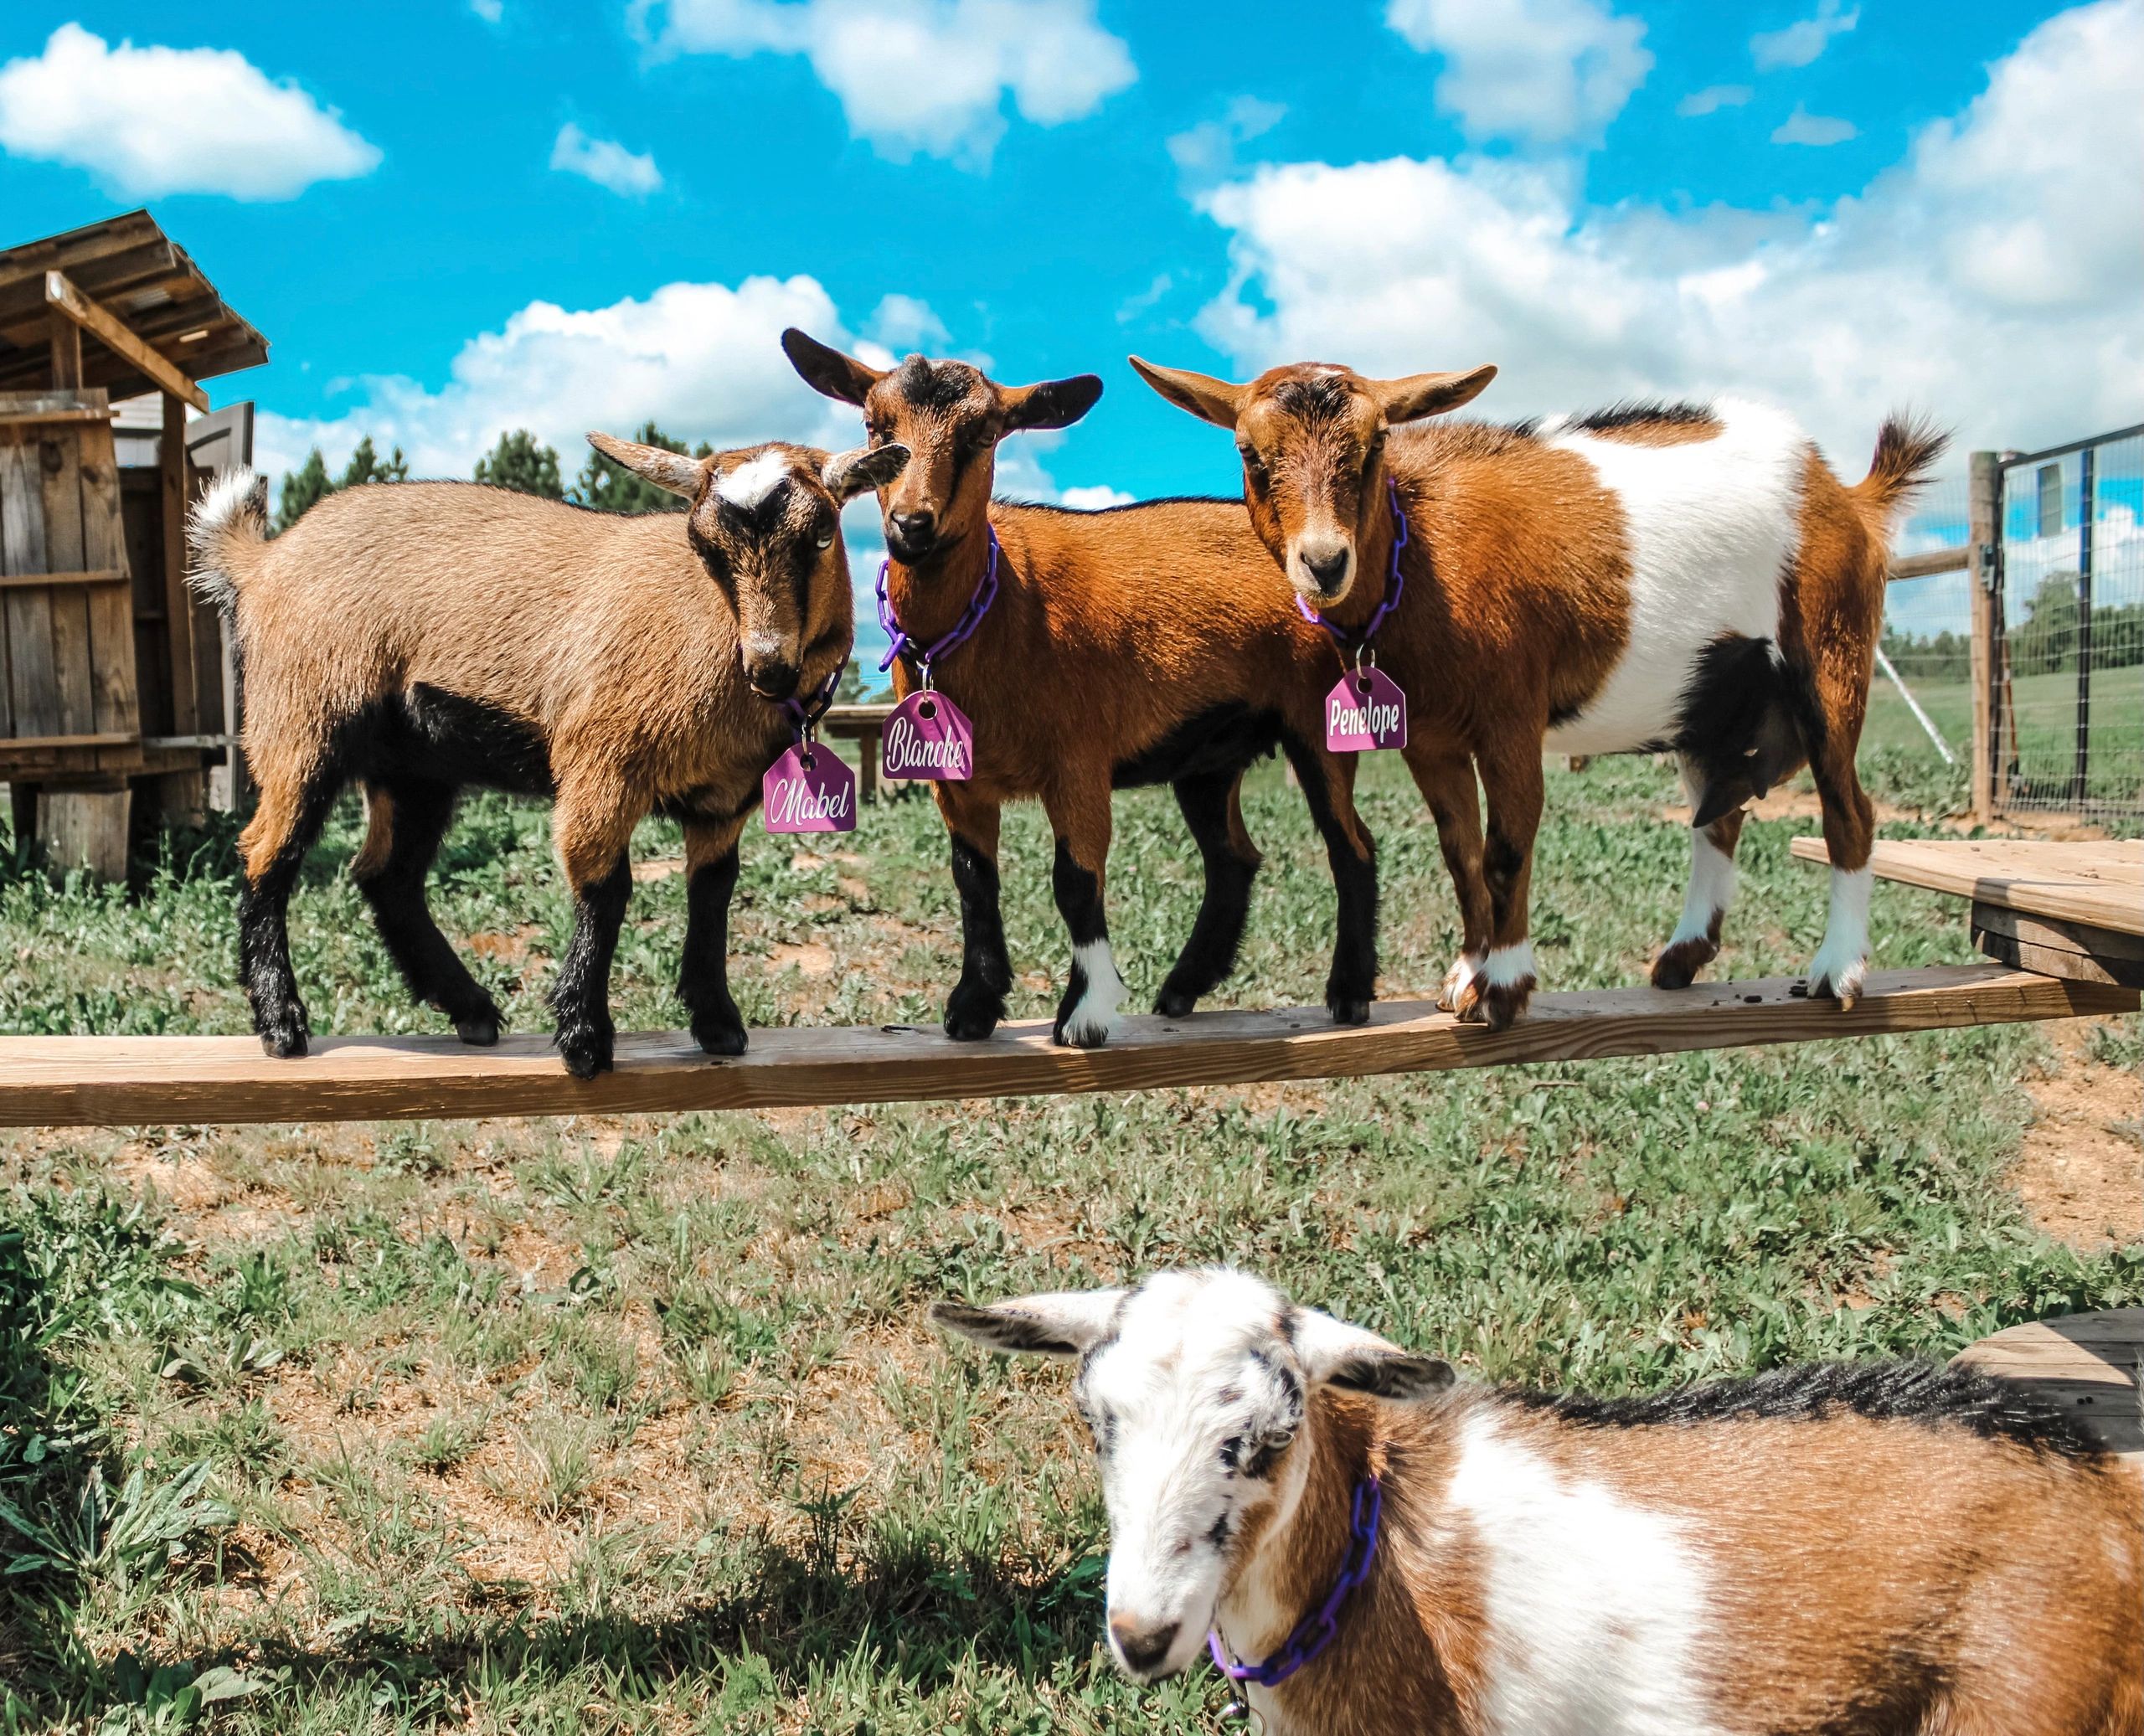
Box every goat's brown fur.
[784,331,1383,1043]
[189,439,898,1075]
[1233,1383,2141,1736]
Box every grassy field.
[1865,662,2144,808]
[1,750,2137,1733]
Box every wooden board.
[0,964,2128,1130]
[1791,837,2142,935]
[1973,902,2144,989]
[1953,1309,2141,1465]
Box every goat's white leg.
[1806,864,1873,1007]
[1652,805,1744,991]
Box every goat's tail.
[186,467,271,613]
[1851,413,1949,534]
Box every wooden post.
[1966,451,2000,827]
[156,391,205,823]
[48,312,82,391]
[36,784,131,882]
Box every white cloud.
[865,292,951,351]
[253,274,925,483]
[1058,483,1136,509]
[1771,105,1856,146]
[1117,271,1173,322]
[1384,0,1652,147]
[1751,0,1860,71]
[1678,84,1752,117]
[641,0,1135,165]
[0,23,379,199]
[471,0,504,19]
[1189,0,2144,465]
[1167,95,1286,188]
[550,122,662,195]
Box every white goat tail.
[186,467,271,611]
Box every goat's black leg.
[1156,767,1261,1018]
[236,760,346,1059]
[550,852,632,1079]
[679,818,747,1056]
[353,780,503,1044]
[938,788,1011,1042]
[1283,737,1379,1025]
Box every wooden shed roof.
[0,209,268,400]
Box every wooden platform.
[1954,1308,2142,1466]
[0,964,2128,1129]
[1793,837,2143,988]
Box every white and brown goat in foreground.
[938,1270,2141,1736]
[188,436,904,1077]
[1135,359,1946,1028]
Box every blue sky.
[3,0,2138,654]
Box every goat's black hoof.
[1050,1016,1113,1050]
[693,1015,747,1058]
[1327,995,1372,1027]
[555,1020,615,1079]
[258,1012,310,1060]
[944,982,1005,1043]
[1649,940,1714,992]
[454,1014,502,1047]
[1154,986,1198,1019]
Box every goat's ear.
[1370,365,1497,426]
[930,1290,1126,1358]
[1292,1307,1455,1402]
[1128,358,1248,430]
[822,442,910,502]
[586,431,706,498]
[1002,373,1104,434]
[782,328,885,406]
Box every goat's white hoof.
[1439,952,1483,1013]
[1806,945,1868,1009]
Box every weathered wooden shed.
[0,211,266,877]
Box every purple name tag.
[882,689,974,781]
[763,744,856,834]
[1326,668,1408,752]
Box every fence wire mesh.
[1997,427,2143,816]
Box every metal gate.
[1991,423,2144,818]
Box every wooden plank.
[1791,837,2143,935]
[0,731,141,750]
[1,429,59,740]
[39,423,95,739]
[42,272,209,413]
[47,309,83,390]
[157,393,198,738]
[77,414,139,749]
[1887,546,1966,581]
[0,405,120,427]
[0,569,127,591]
[34,786,131,883]
[0,964,2128,1130]
[1953,1310,2142,1465]
[1968,451,1999,826]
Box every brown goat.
[782,329,1385,1045]
[186,436,904,1076]
[1135,358,1944,1028]
[940,1270,2143,1736]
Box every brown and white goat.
[187,435,904,1077]
[783,329,1384,1046]
[938,1270,2142,1736]
[1134,358,1945,1028]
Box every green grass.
[1865,662,2144,806]
[0,753,2137,1732]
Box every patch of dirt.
[631,858,683,883]
[767,941,837,978]
[2011,1020,2142,1253]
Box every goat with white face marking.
[188,436,904,1077]
[936,1270,2142,1736]
[1135,358,1944,1028]
[784,330,1386,1048]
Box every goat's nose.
[744,644,799,700]
[889,508,935,550]
[1301,543,1353,595]
[1108,1615,1181,1678]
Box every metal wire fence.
[1873,471,1972,800]
[1995,425,2144,816]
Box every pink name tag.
[881,690,974,781]
[1326,668,1408,752]
[763,744,856,834]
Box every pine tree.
[572,420,711,515]
[474,430,565,499]
[339,436,410,488]
[276,448,333,531]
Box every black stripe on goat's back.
[1567,399,1719,433]
[1499,1361,2110,1460]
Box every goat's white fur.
[1482,940,1536,989]
[1062,938,1126,1047]
[717,450,792,509]
[186,466,268,612]
[1448,1410,1716,1736]
[1807,863,1873,1002]
[1667,822,1738,951]
[1542,399,1806,757]
[1441,949,1484,1007]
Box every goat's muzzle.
[743,639,800,702]
[1291,535,1356,605]
[888,508,938,563]
[1108,1614,1185,1682]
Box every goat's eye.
[815,524,836,549]
[1237,444,1268,484]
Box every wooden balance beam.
[0,963,2128,1129]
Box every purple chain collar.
[875,524,1002,677]
[782,664,843,741]
[1207,1474,1382,1689]
[1296,481,1410,657]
